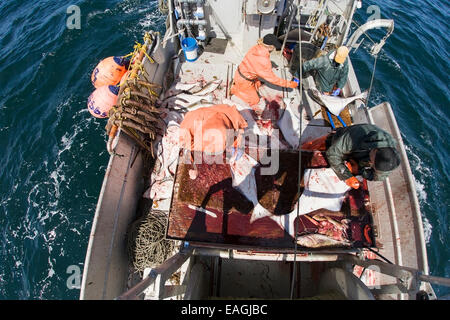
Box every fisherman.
[230,34,298,110]
[293,46,349,96]
[179,104,248,179]
[302,124,401,189]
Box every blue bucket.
[181,37,198,62]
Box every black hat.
[263,34,282,50]
[374,147,401,172]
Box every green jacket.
[326,124,400,181]
[301,50,349,92]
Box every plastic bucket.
[181,37,198,62]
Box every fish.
[175,82,199,91]
[172,93,214,104]
[189,79,222,96]
[186,100,215,111]
[235,108,263,136]
[161,94,213,109]
[296,233,352,248]
[229,153,273,223]
[160,97,189,109]
[161,82,200,100]
[308,88,368,116]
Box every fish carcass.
[296,233,352,248]
[189,79,222,96]
[308,88,368,116]
[161,93,214,109]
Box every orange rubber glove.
[345,160,359,175]
[345,176,360,189]
[288,81,299,88]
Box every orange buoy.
[91,56,129,88]
[87,85,119,118]
[119,70,130,86]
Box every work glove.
[332,88,341,96]
[288,80,299,88]
[345,160,359,175]
[345,176,360,189]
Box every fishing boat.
[80,0,447,300]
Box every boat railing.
[115,243,450,300]
[339,254,450,296]
[115,247,194,300]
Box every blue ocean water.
[0,0,448,299]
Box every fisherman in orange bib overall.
[230,34,298,110]
[179,104,248,179]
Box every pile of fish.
[158,79,222,111]
[270,211,352,248]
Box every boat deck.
[164,41,375,251]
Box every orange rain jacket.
[231,44,297,106]
[179,104,248,154]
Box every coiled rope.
[127,209,175,274]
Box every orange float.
[119,70,130,87]
[91,56,129,88]
[87,85,119,118]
